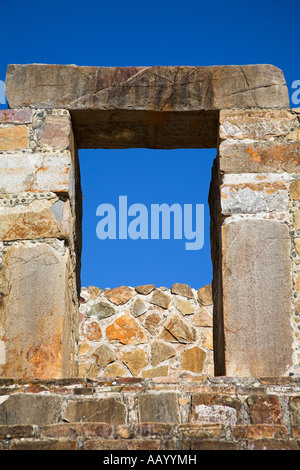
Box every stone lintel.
[5,64,289,149]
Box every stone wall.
[0,376,299,450]
[78,283,214,379]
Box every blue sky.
[0,0,299,290]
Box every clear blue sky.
[0,0,299,290]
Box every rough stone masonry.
[0,63,299,383]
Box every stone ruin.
[0,64,299,450]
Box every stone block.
[178,423,225,439]
[138,392,179,423]
[170,283,194,299]
[0,242,76,379]
[182,346,206,373]
[190,393,241,425]
[220,219,293,376]
[219,109,296,140]
[62,398,126,424]
[289,396,300,426]
[0,424,35,438]
[0,125,28,150]
[122,348,148,376]
[35,113,72,150]
[219,139,300,173]
[104,286,136,305]
[83,439,159,450]
[247,395,283,425]
[160,314,197,343]
[0,195,71,241]
[9,439,77,450]
[0,394,63,425]
[0,109,33,123]
[106,311,148,345]
[40,422,113,439]
[0,151,74,194]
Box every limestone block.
[138,392,179,423]
[0,394,63,425]
[35,113,72,150]
[220,219,293,376]
[219,109,297,140]
[0,151,74,194]
[62,398,126,424]
[0,241,76,379]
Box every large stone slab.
[0,241,76,378]
[5,64,289,149]
[220,219,293,376]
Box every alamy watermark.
[96,196,204,251]
[0,80,6,105]
[291,80,300,105]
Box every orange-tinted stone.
[106,311,148,345]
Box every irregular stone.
[87,286,102,299]
[0,125,28,150]
[285,129,300,140]
[0,108,33,123]
[88,301,116,319]
[0,394,63,425]
[92,344,116,368]
[62,398,126,424]
[104,286,136,305]
[78,343,90,356]
[0,197,71,241]
[83,321,102,341]
[130,297,148,317]
[135,284,155,295]
[143,310,162,335]
[220,219,293,376]
[247,395,283,425]
[104,362,127,377]
[219,109,296,140]
[182,346,206,373]
[106,311,148,345]
[202,330,213,350]
[122,348,148,376]
[173,297,195,315]
[290,179,300,200]
[295,274,300,292]
[193,307,213,327]
[160,313,197,344]
[77,362,100,378]
[142,365,168,378]
[171,283,194,299]
[150,289,171,309]
[197,285,213,306]
[150,341,176,366]
[0,242,76,379]
[138,392,179,423]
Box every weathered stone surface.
[160,314,197,344]
[5,64,289,149]
[87,286,102,299]
[9,439,77,450]
[190,394,241,425]
[106,311,148,345]
[220,219,293,376]
[193,307,213,327]
[150,341,176,366]
[92,344,116,368]
[219,139,300,173]
[173,297,195,315]
[290,179,300,200]
[0,242,75,379]
[104,362,127,377]
[138,392,179,423]
[0,152,74,194]
[135,284,155,295]
[197,285,213,306]
[88,301,116,319]
[0,424,35,439]
[219,109,296,140]
[0,394,63,425]
[0,108,33,123]
[294,210,300,230]
[35,113,72,149]
[40,422,113,439]
[142,365,169,378]
[247,395,283,425]
[171,283,194,299]
[143,310,162,334]
[83,321,102,341]
[130,297,148,317]
[122,348,148,376]
[0,125,28,150]
[182,347,206,373]
[150,289,171,309]
[0,196,71,241]
[289,397,300,426]
[104,286,136,305]
[220,182,288,215]
[62,398,126,424]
